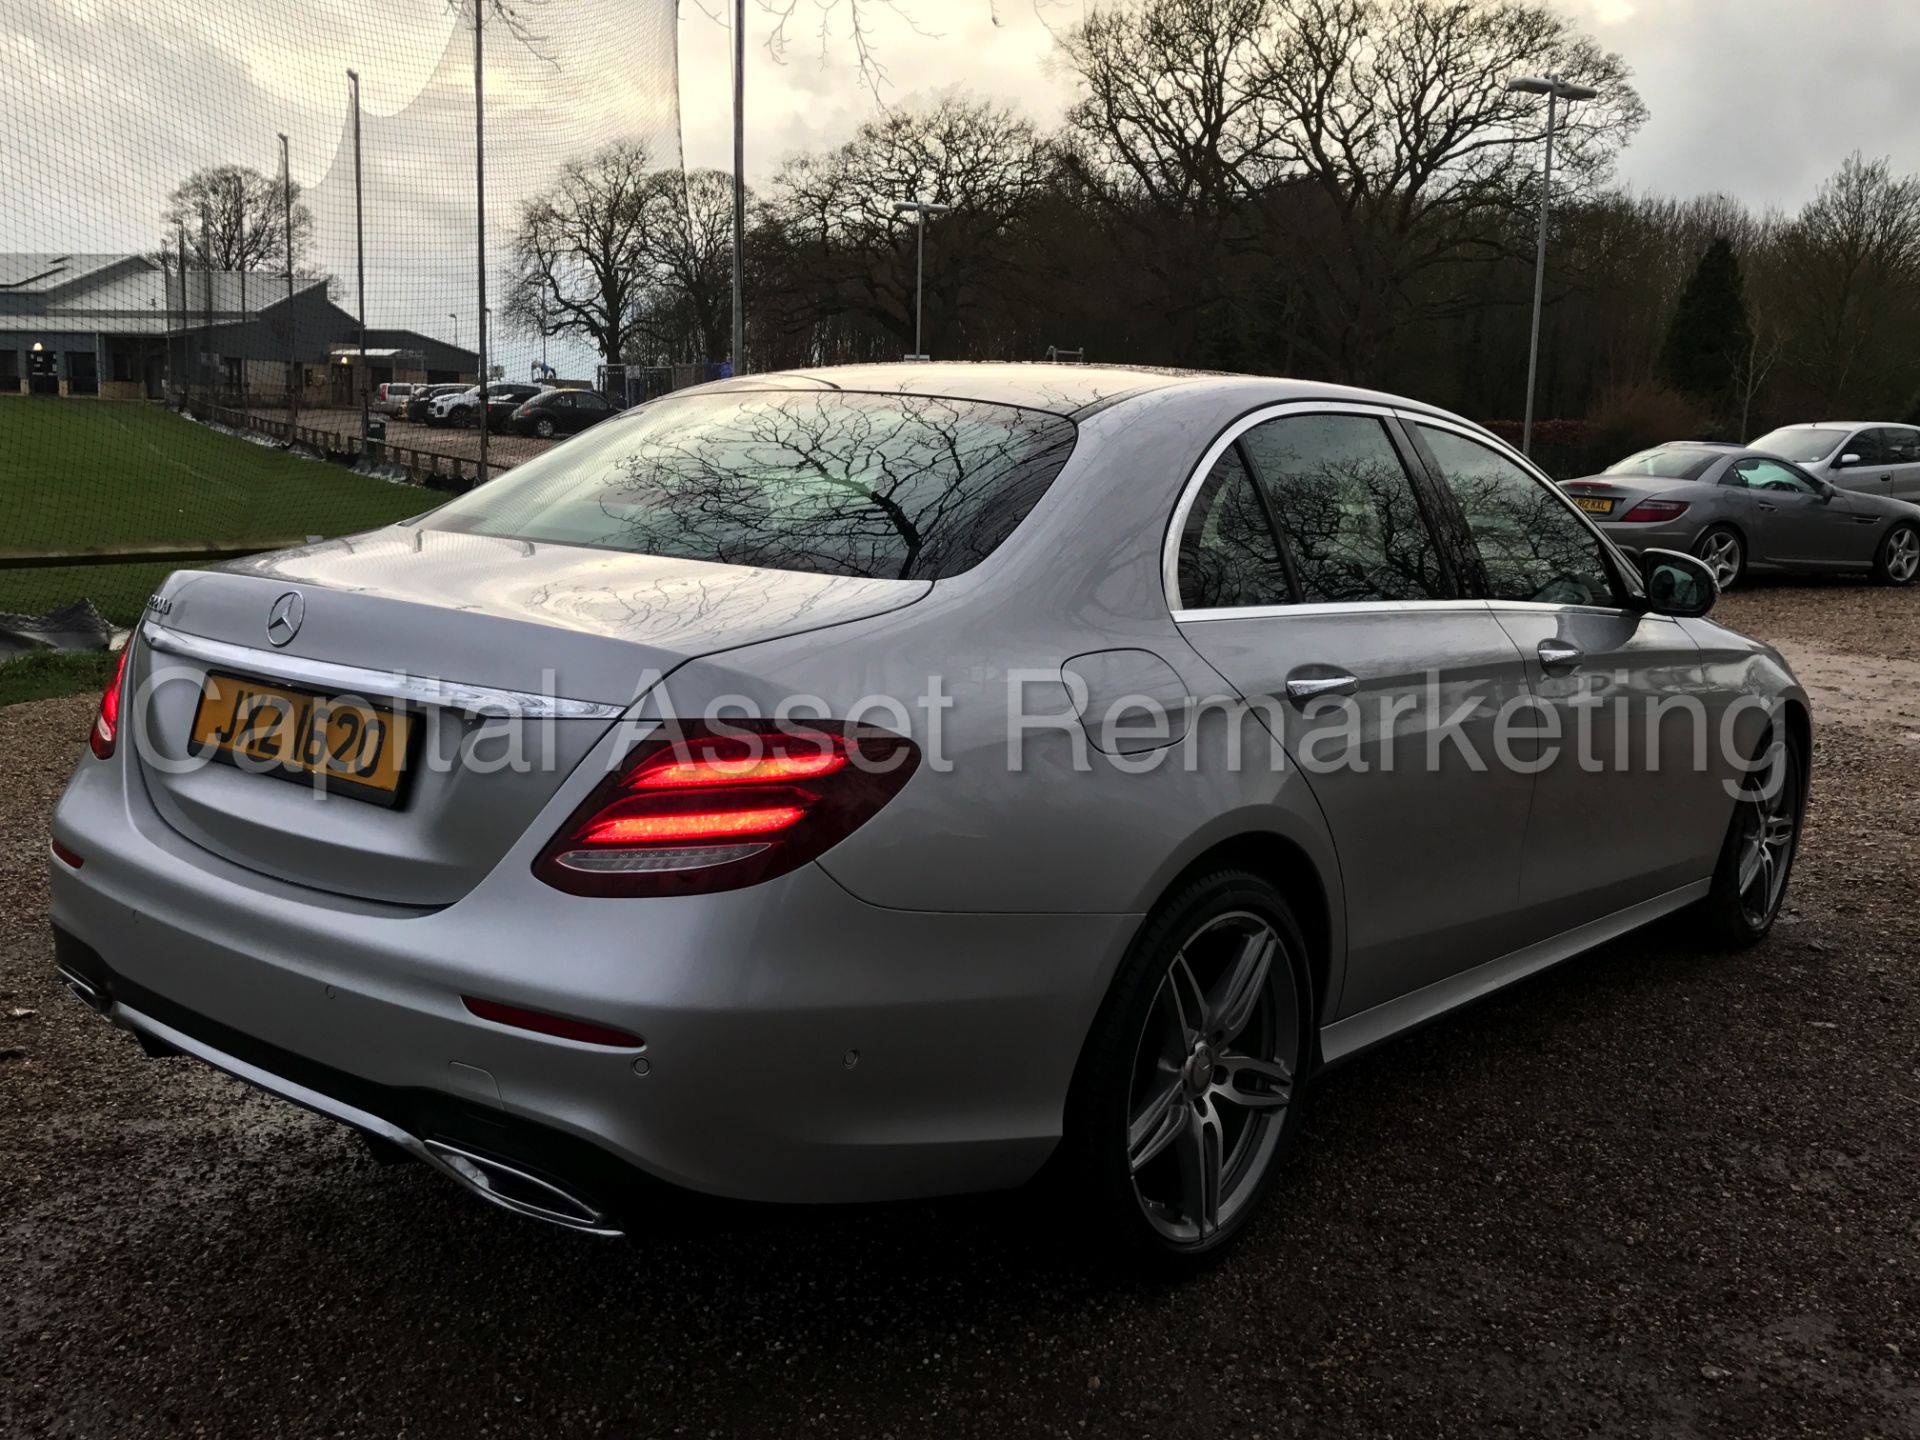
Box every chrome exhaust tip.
[56,966,106,1013]
[421,1140,620,1236]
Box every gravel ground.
[3,584,1918,1439]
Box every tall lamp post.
[1506,73,1597,458]
[279,131,298,437]
[730,0,745,377]
[891,199,952,361]
[347,68,368,454]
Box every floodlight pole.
[280,132,298,436]
[237,204,247,413]
[474,1,489,485]
[891,200,952,359]
[730,0,745,376]
[199,204,212,404]
[1507,73,1597,457]
[348,68,368,456]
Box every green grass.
[0,649,116,707]
[0,399,429,550]
[0,399,433,629]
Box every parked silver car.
[1562,444,1920,589]
[1749,422,1920,498]
[48,366,1811,1271]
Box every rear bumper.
[48,745,1134,1221]
[54,928,630,1234]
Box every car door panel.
[1485,606,1713,931]
[1405,418,1721,940]
[1169,409,1537,1020]
[1879,426,1920,497]
[1738,457,1860,566]
[1179,607,1536,1016]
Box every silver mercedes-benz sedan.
[1562,443,1920,590]
[48,365,1811,1271]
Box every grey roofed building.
[0,253,477,401]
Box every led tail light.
[1617,499,1689,523]
[534,720,920,897]
[89,643,131,760]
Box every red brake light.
[1618,499,1689,523]
[89,643,131,759]
[534,720,920,897]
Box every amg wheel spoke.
[1165,953,1206,1048]
[1127,1075,1186,1174]
[1174,1097,1223,1236]
[1736,834,1766,894]
[1213,1054,1293,1110]
[1211,928,1275,1042]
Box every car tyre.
[1695,726,1804,949]
[1056,868,1310,1277]
[535,416,556,438]
[1694,525,1745,591]
[1873,522,1920,586]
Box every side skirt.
[1317,880,1710,1068]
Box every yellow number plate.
[189,673,413,804]
[1574,496,1615,515]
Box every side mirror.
[1637,549,1717,618]
[1838,452,1861,467]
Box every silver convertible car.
[1562,443,1920,590]
[48,365,1810,1272]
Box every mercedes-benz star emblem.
[265,591,305,647]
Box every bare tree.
[160,165,314,273]
[1056,0,1644,379]
[760,96,1054,356]
[1771,153,1920,414]
[643,168,740,364]
[505,141,657,366]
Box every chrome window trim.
[1173,598,1493,623]
[138,621,627,720]
[1161,399,1420,616]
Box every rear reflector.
[1617,499,1689,523]
[535,720,919,898]
[49,838,84,869]
[461,995,643,1049]
[89,643,131,760]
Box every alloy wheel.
[1735,743,1799,929]
[1886,527,1920,584]
[1699,530,1742,589]
[1125,911,1299,1245]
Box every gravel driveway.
[4,582,1918,1438]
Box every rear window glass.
[426,390,1077,580]
[1608,448,1718,479]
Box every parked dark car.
[509,388,621,439]
[480,383,544,432]
[406,383,466,425]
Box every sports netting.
[0,0,682,633]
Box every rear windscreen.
[427,390,1077,580]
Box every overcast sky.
[4,0,1917,383]
[684,0,1920,213]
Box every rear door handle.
[1284,671,1358,706]
[1538,640,1582,672]
[1757,502,1777,512]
